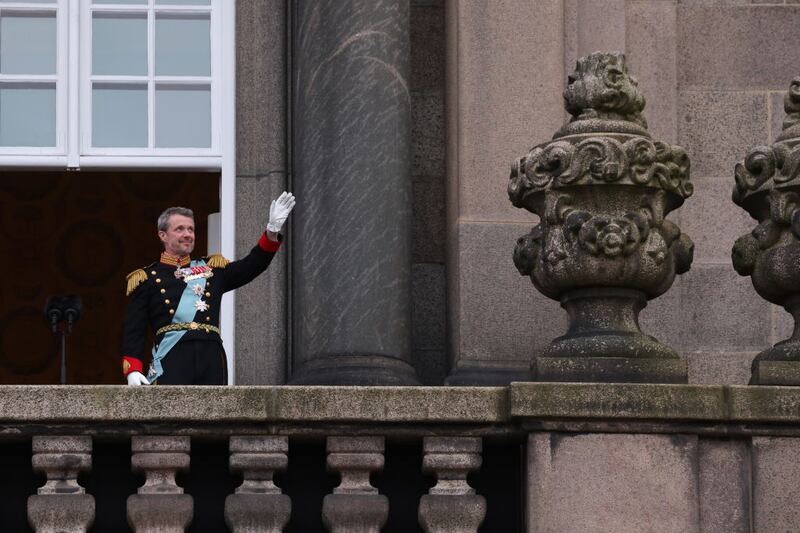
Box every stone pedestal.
[127,436,193,533]
[291,0,418,385]
[27,436,95,533]
[224,436,291,533]
[321,436,388,533]
[418,437,485,533]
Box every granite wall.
[446,0,800,385]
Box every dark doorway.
[0,170,219,384]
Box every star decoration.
[191,284,204,296]
[194,299,209,312]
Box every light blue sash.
[148,259,208,382]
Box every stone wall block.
[528,433,700,532]
[127,436,193,533]
[698,438,750,532]
[418,437,486,533]
[678,5,800,91]
[225,436,290,533]
[322,436,388,533]
[752,437,800,530]
[27,436,95,533]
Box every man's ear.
[158,230,167,243]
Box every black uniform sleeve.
[121,281,150,372]
[217,232,281,293]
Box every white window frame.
[0,0,237,383]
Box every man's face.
[159,214,195,257]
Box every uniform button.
[160,288,166,294]
[156,278,161,283]
[164,299,170,304]
[151,270,157,275]
[169,309,175,315]
[205,317,211,322]
[205,292,211,297]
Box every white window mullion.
[147,0,155,150]
[66,0,79,166]
[78,0,90,154]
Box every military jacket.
[121,232,280,376]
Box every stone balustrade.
[3,384,800,531]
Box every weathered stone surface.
[510,382,726,421]
[564,0,626,65]
[410,4,445,92]
[686,351,754,385]
[677,90,769,178]
[527,433,699,532]
[128,436,193,532]
[678,5,800,90]
[225,436,290,533]
[752,437,800,530]
[678,177,754,264]
[412,264,446,351]
[698,438,750,532]
[28,436,95,533]
[448,222,565,384]
[236,0,286,177]
[412,90,445,179]
[323,437,388,533]
[235,174,287,385]
[418,495,485,533]
[510,52,693,383]
[412,178,446,263]
[625,0,678,143]
[28,494,95,533]
[680,265,771,352]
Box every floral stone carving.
[509,52,694,383]
[733,76,800,385]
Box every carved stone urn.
[508,52,694,383]
[732,76,800,385]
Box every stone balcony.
[4,384,800,531]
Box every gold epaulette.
[126,269,148,296]
[206,254,230,268]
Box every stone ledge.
[0,386,509,424]
[2,384,800,427]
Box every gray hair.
[157,207,194,232]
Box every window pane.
[1,13,56,75]
[0,1,54,3]
[156,85,210,148]
[92,84,147,147]
[0,84,56,147]
[155,15,210,76]
[94,0,146,3]
[92,13,147,75]
[157,0,210,4]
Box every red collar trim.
[160,252,191,267]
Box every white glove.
[267,191,296,234]
[127,371,150,386]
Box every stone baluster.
[418,437,485,533]
[322,436,388,533]
[224,436,291,532]
[27,436,95,533]
[127,436,193,533]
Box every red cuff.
[258,232,282,252]
[122,356,143,376]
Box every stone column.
[418,437,485,533]
[322,436,389,533]
[27,436,95,533]
[127,436,193,533]
[291,0,419,385]
[224,436,291,532]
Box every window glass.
[155,14,210,76]
[157,0,210,5]
[92,13,147,76]
[92,84,148,147]
[0,84,56,146]
[0,12,57,75]
[156,85,210,148]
